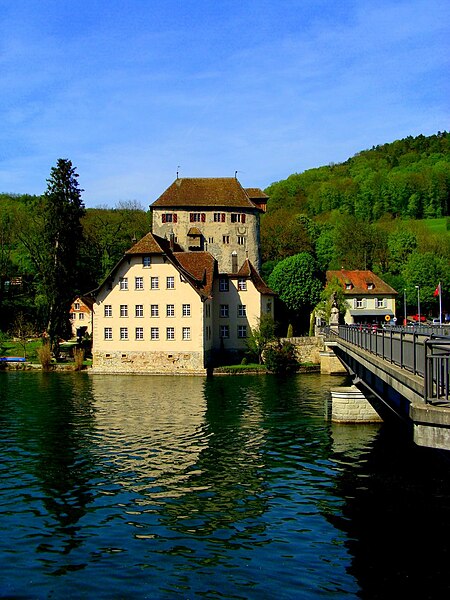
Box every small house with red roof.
[69,296,94,339]
[326,270,398,325]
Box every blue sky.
[0,0,448,208]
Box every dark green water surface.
[1,371,450,599]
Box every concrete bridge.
[323,325,450,451]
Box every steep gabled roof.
[173,252,216,298]
[92,231,216,300]
[125,232,172,254]
[327,270,398,295]
[151,177,257,209]
[231,258,276,296]
[245,188,268,200]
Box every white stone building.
[326,269,398,325]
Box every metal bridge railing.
[425,338,450,404]
[326,325,450,404]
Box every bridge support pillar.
[330,386,383,423]
[320,351,347,374]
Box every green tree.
[268,252,323,332]
[246,314,277,364]
[401,252,449,316]
[387,230,418,274]
[19,159,85,354]
[313,276,349,325]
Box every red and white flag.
[434,283,441,297]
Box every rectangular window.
[151,327,159,340]
[166,276,175,289]
[214,212,225,222]
[219,277,229,292]
[182,304,191,317]
[223,235,230,244]
[220,304,229,318]
[356,298,364,309]
[237,236,246,246]
[120,305,128,317]
[182,327,191,340]
[150,304,159,317]
[135,327,144,340]
[190,213,205,222]
[208,237,214,244]
[166,327,175,340]
[104,327,112,340]
[166,304,175,317]
[238,325,247,339]
[238,304,246,317]
[120,327,128,340]
[79,313,84,320]
[135,276,144,290]
[231,213,246,223]
[143,256,151,268]
[74,302,80,310]
[266,301,272,313]
[135,304,144,318]
[104,305,112,317]
[161,213,177,223]
[220,325,229,339]
[151,277,159,290]
[238,278,247,291]
[376,298,385,308]
[119,277,128,290]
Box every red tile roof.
[245,188,268,200]
[126,232,168,254]
[173,252,216,298]
[151,178,258,209]
[327,270,398,295]
[232,259,276,295]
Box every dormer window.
[345,283,352,290]
[367,283,374,290]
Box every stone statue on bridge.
[330,292,339,329]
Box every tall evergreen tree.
[20,159,85,354]
[43,159,85,353]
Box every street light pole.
[404,289,407,326]
[415,285,421,324]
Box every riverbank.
[0,361,320,374]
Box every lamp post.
[403,289,407,326]
[415,285,421,325]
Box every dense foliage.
[0,176,150,336]
[261,132,450,329]
[265,132,449,221]
[0,133,449,340]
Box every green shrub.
[73,347,85,371]
[37,342,52,370]
[264,341,299,375]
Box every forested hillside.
[0,133,449,338]
[265,132,449,220]
[262,132,450,332]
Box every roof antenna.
[234,170,238,179]
[177,166,181,179]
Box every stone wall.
[92,350,207,374]
[280,336,325,364]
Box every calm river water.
[1,371,450,599]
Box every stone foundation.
[330,386,383,423]
[320,351,347,374]
[92,350,207,374]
